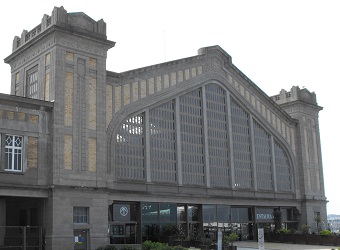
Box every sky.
[0,1,339,215]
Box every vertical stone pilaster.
[106,85,113,128]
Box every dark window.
[26,65,38,99]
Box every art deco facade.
[0,6,326,250]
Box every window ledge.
[0,170,24,175]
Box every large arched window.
[112,83,294,192]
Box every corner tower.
[4,7,116,249]
[272,86,326,226]
[4,6,115,187]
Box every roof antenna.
[163,30,167,62]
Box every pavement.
[233,241,340,250]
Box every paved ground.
[233,241,340,250]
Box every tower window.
[26,65,38,99]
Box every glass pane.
[206,84,230,188]
[130,204,138,221]
[231,99,252,189]
[26,66,39,99]
[203,205,216,223]
[254,120,273,190]
[180,89,205,185]
[115,114,145,180]
[177,205,186,222]
[142,203,158,223]
[217,205,230,223]
[238,208,250,222]
[73,207,88,223]
[275,141,292,191]
[159,203,177,222]
[188,205,199,222]
[231,207,251,222]
[6,135,12,146]
[150,101,177,183]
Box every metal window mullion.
[249,117,257,191]
[270,136,278,192]
[175,96,183,185]
[202,86,210,187]
[145,110,151,183]
[226,92,236,189]
[6,135,14,171]
[21,136,26,172]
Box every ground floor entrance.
[108,202,298,245]
[0,197,45,249]
[74,229,88,250]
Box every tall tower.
[273,86,327,226]
[4,6,115,186]
[4,7,115,248]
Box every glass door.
[109,223,137,244]
[110,224,125,244]
[125,223,137,244]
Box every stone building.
[0,6,326,250]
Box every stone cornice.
[0,93,54,111]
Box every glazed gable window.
[26,65,38,99]
[5,134,23,172]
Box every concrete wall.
[46,189,108,250]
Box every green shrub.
[142,240,171,250]
[278,228,291,234]
[95,245,118,250]
[171,246,187,250]
[320,230,332,236]
[223,233,239,246]
[299,224,310,234]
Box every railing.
[0,226,42,250]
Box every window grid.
[150,101,177,183]
[274,141,292,191]
[205,84,230,187]
[26,66,38,99]
[253,120,273,190]
[112,84,294,193]
[5,134,23,172]
[73,207,89,224]
[231,99,252,189]
[115,115,145,180]
[180,89,205,185]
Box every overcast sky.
[1,1,339,215]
